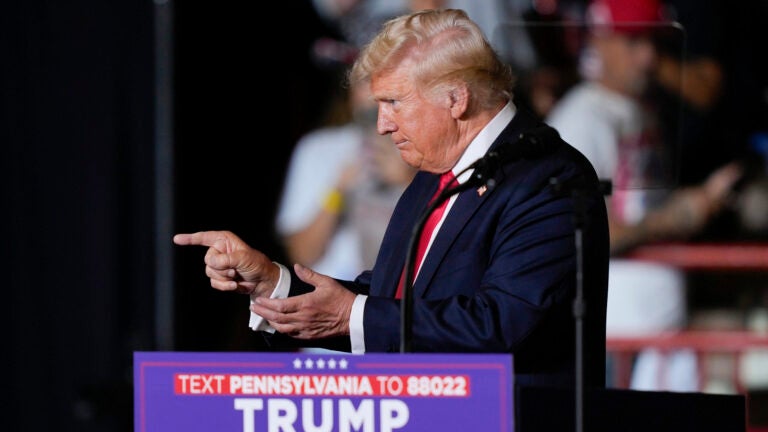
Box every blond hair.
[349,9,514,112]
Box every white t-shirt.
[547,82,686,334]
[275,122,407,280]
[277,124,360,280]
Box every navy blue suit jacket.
[282,109,609,388]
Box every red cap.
[587,0,670,35]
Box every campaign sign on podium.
[134,351,513,432]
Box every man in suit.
[174,8,609,389]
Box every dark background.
[2,1,767,431]
[2,1,342,430]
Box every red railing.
[607,331,768,393]
[626,242,768,271]
[609,242,768,430]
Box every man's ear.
[448,83,469,119]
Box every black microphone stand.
[550,177,612,432]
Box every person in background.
[276,77,416,281]
[174,8,610,389]
[546,0,743,391]
[651,0,766,189]
[281,0,469,285]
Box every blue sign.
[134,351,514,432]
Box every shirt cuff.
[249,262,291,333]
[349,294,367,354]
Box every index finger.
[173,231,225,247]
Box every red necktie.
[395,171,458,299]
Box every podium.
[134,351,745,431]
[134,351,514,431]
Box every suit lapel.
[412,110,541,298]
[412,183,489,297]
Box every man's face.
[369,61,460,174]
[595,32,657,96]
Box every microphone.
[464,125,562,188]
